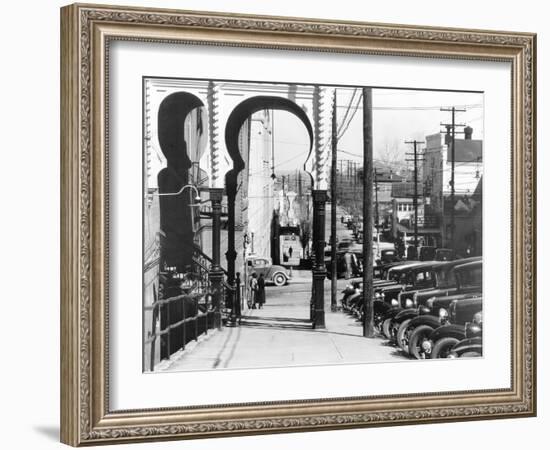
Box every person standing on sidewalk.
[256,273,266,309]
[249,273,258,309]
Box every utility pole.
[374,169,380,254]
[362,87,374,338]
[440,107,466,250]
[330,90,338,312]
[405,140,425,249]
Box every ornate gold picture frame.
[60,3,536,446]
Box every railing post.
[209,187,224,330]
[166,301,171,357]
[194,297,199,340]
[182,297,186,349]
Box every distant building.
[423,126,483,250]
[391,181,423,225]
[243,110,276,260]
[374,170,404,229]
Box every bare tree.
[377,137,402,169]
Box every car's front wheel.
[408,325,434,359]
[431,337,460,359]
[272,272,287,287]
[382,318,393,340]
[396,319,413,352]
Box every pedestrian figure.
[249,273,258,309]
[256,273,266,309]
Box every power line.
[335,103,482,111]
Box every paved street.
[326,202,355,244]
[159,277,408,372]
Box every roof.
[453,260,482,270]
[447,139,483,163]
[395,223,441,234]
[391,182,421,198]
[375,171,405,182]
[472,176,483,200]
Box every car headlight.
[374,292,381,299]
[473,311,483,324]
[405,298,413,308]
[391,299,399,306]
[419,305,431,315]
[439,308,449,319]
[465,323,482,339]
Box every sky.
[269,88,484,174]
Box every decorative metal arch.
[222,95,316,315]
[158,91,205,173]
[224,95,314,190]
[157,91,206,273]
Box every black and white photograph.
[142,78,484,372]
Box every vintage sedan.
[449,312,483,358]
[377,261,450,338]
[389,257,482,348]
[426,297,483,358]
[246,256,289,287]
[395,260,482,357]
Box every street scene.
[143,78,484,372]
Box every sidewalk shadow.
[240,320,313,331]
[245,315,311,324]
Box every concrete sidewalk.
[160,279,409,372]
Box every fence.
[144,244,242,370]
[144,291,216,368]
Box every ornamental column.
[209,187,224,329]
[312,189,327,329]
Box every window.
[457,266,482,288]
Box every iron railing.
[144,290,215,365]
[146,243,241,369]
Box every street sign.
[279,234,301,266]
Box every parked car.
[449,311,483,358]
[378,260,451,338]
[378,248,400,264]
[375,260,414,280]
[404,262,483,358]
[417,246,436,261]
[401,260,483,358]
[246,256,289,286]
[389,257,482,348]
[325,250,363,279]
[423,297,483,359]
[434,248,455,261]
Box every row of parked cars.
[340,256,483,359]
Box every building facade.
[423,127,483,252]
